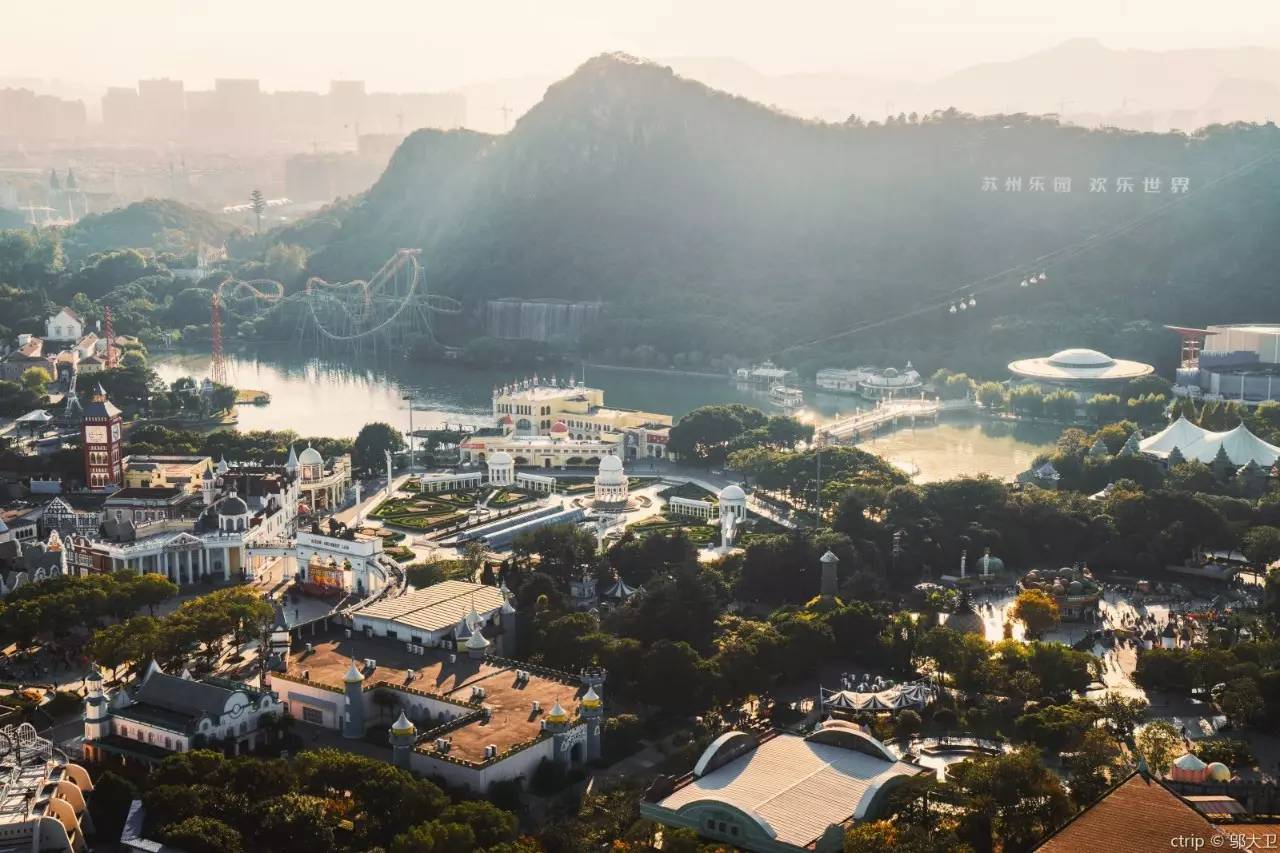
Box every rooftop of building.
[649,726,925,849]
[278,632,588,765]
[1035,772,1225,851]
[354,580,507,633]
[497,385,595,401]
[106,486,186,502]
[1009,348,1154,382]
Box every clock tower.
[82,384,123,490]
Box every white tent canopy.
[821,681,935,712]
[1140,418,1280,466]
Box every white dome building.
[718,483,747,522]
[1008,348,1154,395]
[487,451,515,486]
[594,454,628,507]
[297,444,325,481]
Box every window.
[302,707,323,724]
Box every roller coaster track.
[209,249,462,380]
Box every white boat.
[769,383,805,409]
[735,360,794,385]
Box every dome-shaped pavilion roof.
[391,711,416,735]
[1174,753,1207,771]
[1008,347,1153,382]
[599,454,623,473]
[298,445,324,465]
[218,496,248,516]
[1206,762,1232,782]
[581,686,602,709]
[344,661,364,683]
[719,483,747,502]
[551,420,569,433]
[488,451,514,466]
[1048,348,1116,368]
[498,414,513,425]
[546,701,569,724]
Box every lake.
[153,348,1057,482]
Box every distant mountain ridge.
[460,41,1280,133]
[300,53,1280,376]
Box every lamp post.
[403,394,415,470]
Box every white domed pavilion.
[1008,347,1153,394]
[718,483,747,522]
[487,451,515,486]
[593,454,628,507]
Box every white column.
[223,548,231,580]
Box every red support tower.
[1165,325,1207,369]
[210,293,225,385]
[102,305,118,369]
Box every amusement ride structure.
[209,248,462,384]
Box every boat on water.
[769,383,805,409]
[735,360,795,385]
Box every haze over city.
[9,0,1280,91]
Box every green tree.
[1011,589,1060,639]
[1095,692,1147,741]
[353,421,406,474]
[1085,394,1123,424]
[949,747,1073,852]
[1009,385,1045,418]
[390,820,476,853]
[1135,721,1183,776]
[976,381,1006,411]
[1219,677,1263,725]
[162,816,243,853]
[438,801,518,848]
[1243,526,1280,569]
[131,572,179,616]
[19,367,48,397]
[1043,389,1078,422]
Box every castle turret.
[819,550,839,598]
[342,659,365,739]
[499,583,518,656]
[581,685,604,762]
[390,711,416,769]
[268,605,291,669]
[201,466,216,506]
[83,666,110,741]
[465,628,491,660]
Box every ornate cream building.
[489,377,671,460]
[286,444,352,513]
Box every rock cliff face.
[301,52,1280,369]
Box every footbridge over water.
[818,398,975,443]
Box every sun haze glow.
[7,0,1280,91]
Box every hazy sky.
[8,0,1280,91]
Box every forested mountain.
[65,199,234,260]
[295,53,1280,378]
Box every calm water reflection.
[153,348,1056,482]
[856,416,1060,483]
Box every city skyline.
[8,0,1280,94]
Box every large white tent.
[1140,418,1280,466]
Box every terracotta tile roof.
[1036,773,1225,852]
